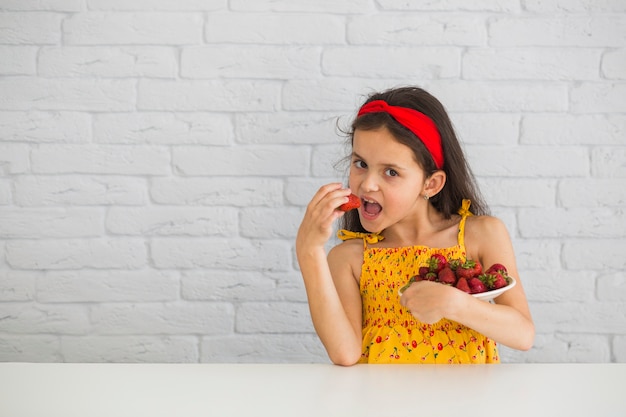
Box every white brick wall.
[0,0,625,364]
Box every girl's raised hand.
[296,183,353,252]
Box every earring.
[423,193,429,201]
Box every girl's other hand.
[399,280,466,324]
[296,183,353,253]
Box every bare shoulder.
[327,238,364,283]
[465,214,510,238]
[464,215,514,262]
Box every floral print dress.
[337,200,499,364]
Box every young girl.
[296,86,534,365]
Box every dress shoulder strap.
[456,199,473,248]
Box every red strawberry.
[437,266,456,285]
[455,277,471,293]
[455,259,482,279]
[418,266,430,277]
[481,272,508,290]
[491,272,508,289]
[338,194,361,212]
[487,263,508,274]
[424,271,438,281]
[468,277,487,294]
[428,254,448,273]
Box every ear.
[423,170,446,198]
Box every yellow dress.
[337,200,499,364]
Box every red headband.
[357,100,444,169]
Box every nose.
[361,171,379,193]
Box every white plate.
[472,277,516,301]
[398,277,516,301]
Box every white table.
[0,362,624,417]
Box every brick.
[521,114,626,145]
[283,79,391,111]
[31,144,170,175]
[563,240,626,270]
[285,178,342,206]
[64,12,203,45]
[523,0,626,12]
[531,301,626,334]
[205,12,344,44]
[478,178,557,208]
[559,179,626,207]
[489,16,626,47]
[151,238,291,271]
[519,207,626,238]
[37,270,179,302]
[0,271,36,301]
[14,175,148,206]
[235,111,339,145]
[522,270,594,303]
[106,207,238,236]
[592,147,626,177]
[0,46,37,75]
[87,0,225,11]
[0,208,101,238]
[181,46,321,79]
[91,302,234,335]
[0,179,10,204]
[504,333,611,363]
[201,334,327,363]
[0,336,61,362]
[94,112,232,145]
[428,81,568,112]
[513,240,561,270]
[348,14,486,46]
[6,239,147,270]
[150,177,284,207]
[182,270,306,302]
[451,113,520,145]
[39,46,177,78]
[0,303,90,334]
[138,79,280,111]
[463,48,601,80]
[0,12,62,44]
[0,143,29,174]
[614,336,626,362]
[323,46,460,79]
[466,145,588,177]
[602,49,626,79]
[0,111,91,143]
[0,0,82,11]
[239,207,303,239]
[378,0,520,11]
[172,145,308,176]
[571,82,626,113]
[236,302,314,333]
[230,0,372,13]
[597,273,626,302]
[62,336,199,363]
[0,78,135,111]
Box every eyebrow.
[351,151,407,171]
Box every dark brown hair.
[340,86,489,232]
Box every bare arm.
[296,184,363,365]
[400,216,535,351]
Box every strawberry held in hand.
[338,193,361,212]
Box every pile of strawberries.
[400,254,512,295]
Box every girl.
[296,86,534,365]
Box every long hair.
[340,86,489,233]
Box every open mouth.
[362,198,382,217]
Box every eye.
[353,160,367,169]
[385,168,399,177]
